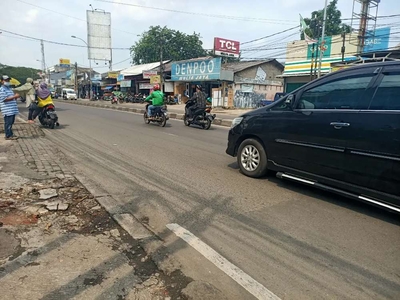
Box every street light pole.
[317,0,328,78]
[72,35,92,99]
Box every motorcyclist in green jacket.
[145,84,164,119]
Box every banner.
[139,83,153,89]
[143,70,158,79]
[307,36,332,59]
[108,71,119,79]
[59,58,70,68]
[150,75,161,84]
[171,57,222,81]
[120,80,131,88]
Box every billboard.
[307,36,332,59]
[214,37,240,58]
[87,10,112,61]
[143,70,158,79]
[117,74,124,81]
[363,27,391,53]
[59,58,70,67]
[171,57,222,81]
[108,71,119,79]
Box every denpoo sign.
[171,57,222,81]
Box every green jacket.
[13,78,35,97]
[146,90,164,106]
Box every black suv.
[226,61,400,213]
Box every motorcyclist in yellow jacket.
[30,82,54,123]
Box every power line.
[241,26,300,45]
[14,0,139,36]
[0,29,131,50]
[95,0,297,24]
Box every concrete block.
[113,213,153,240]
[221,119,232,127]
[213,118,222,125]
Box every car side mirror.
[285,94,294,108]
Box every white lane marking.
[166,223,281,300]
[165,133,177,137]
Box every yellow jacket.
[37,95,54,108]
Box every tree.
[302,0,351,39]
[130,26,208,64]
[0,64,41,85]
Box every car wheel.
[237,138,268,178]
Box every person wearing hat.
[0,75,20,140]
[13,77,35,109]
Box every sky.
[0,0,399,72]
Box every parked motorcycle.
[143,103,169,127]
[38,104,59,129]
[91,93,100,101]
[124,93,134,103]
[111,96,118,104]
[165,95,177,105]
[183,99,215,130]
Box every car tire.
[237,138,268,178]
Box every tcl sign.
[214,37,240,58]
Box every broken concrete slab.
[0,172,29,190]
[113,213,153,240]
[39,189,58,200]
[0,229,20,260]
[45,202,69,211]
[182,281,228,300]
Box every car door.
[266,68,378,183]
[344,64,400,201]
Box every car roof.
[331,61,400,74]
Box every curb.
[56,100,234,127]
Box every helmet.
[195,84,202,91]
[153,84,160,91]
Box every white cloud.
[25,9,39,24]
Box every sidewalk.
[0,119,192,299]
[58,99,253,124]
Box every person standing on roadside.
[13,78,35,121]
[0,75,20,140]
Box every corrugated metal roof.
[222,60,282,73]
[120,60,170,76]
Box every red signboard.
[214,37,240,58]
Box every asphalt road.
[26,103,400,299]
[72,99,243,120]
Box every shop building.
[223,60,284,108]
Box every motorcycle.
[143,102,169,127]
[38,104,59,129]
[91,93,100,101]
[183,99,216,130]
[118,93,125,104]
[124,93,134,103]
[111,95,118,104]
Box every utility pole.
[159,42,164,93]
[40,39,46,82]
[341,29,346,62]
[71,35,92,99]
[74,62,78,92]
[317,0,328,78]
[309,43,315,81]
